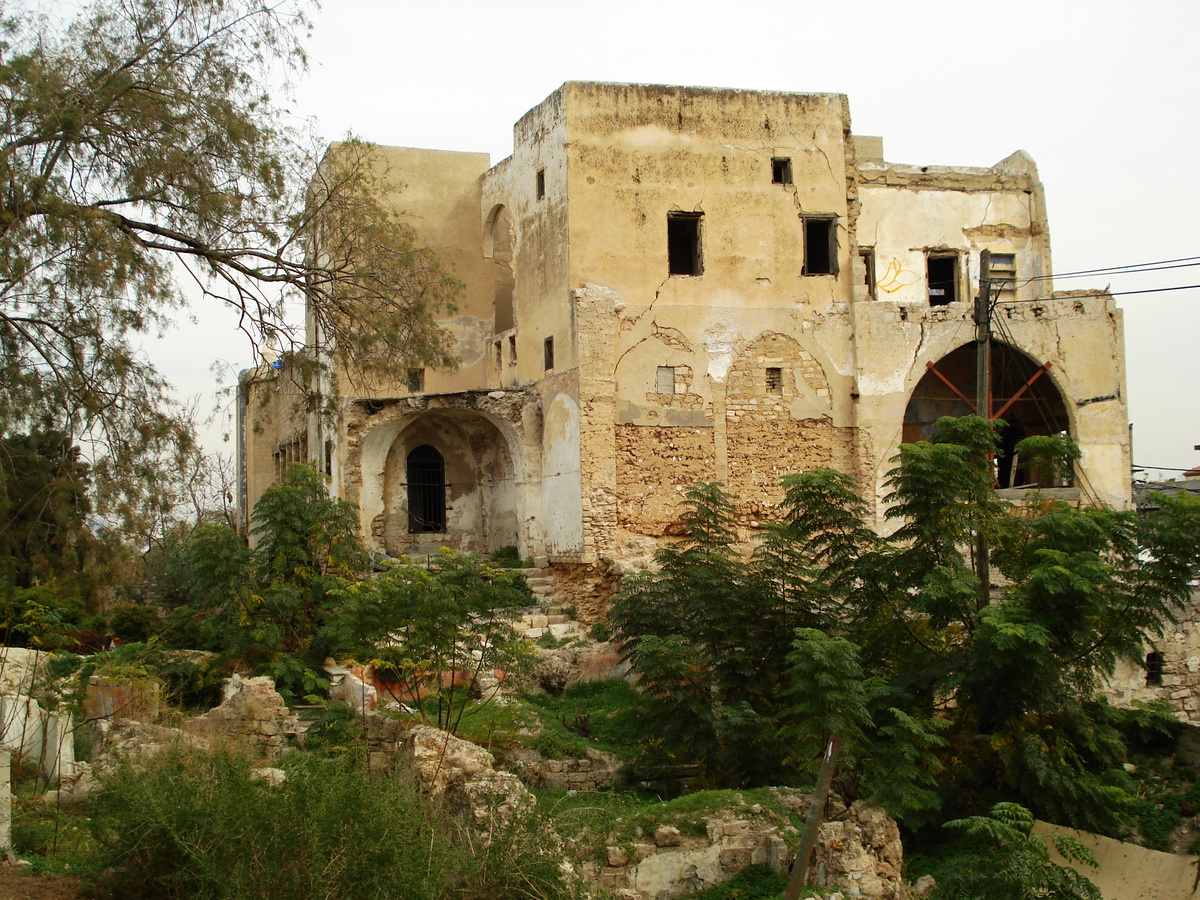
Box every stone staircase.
[516,568,584,639]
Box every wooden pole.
[784,736,843,900]
[975,250,992,607]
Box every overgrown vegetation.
[609,417,1200,842]
[88,742,585,900]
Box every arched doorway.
[904,342,1072,488]
[406,445,446,533]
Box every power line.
[1020,256,1200,282]
[1133,464,1199,472]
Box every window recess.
[927,253,959,306]
[667,212,704,276]
[802,217,837,276]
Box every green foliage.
[90,742,585,900]
[610,417,1200,836]
[523,679,649,760]
[686,864,788,900]
[108,605,164,644]
[929,803,1101,900]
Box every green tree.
[609,418,1200,835]
[0,0,460,526]
[930,803,1101,900]
[327,549,535,734]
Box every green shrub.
[89,742,586,900]
[688,864,788,900]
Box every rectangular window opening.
[765,367,783,394]
[858,248,877,300]
[508,334,517,365]
[771,157,792,184]
[656,366,676,395]
[989,252,1017,302]
[407,368,425,393]
[927,254,959,306]
[543,336,554,371]
[324,439,333,478]
[803,217,837,276]
[536,168,546,200]
[494,339,503,369]
[1146,651,1164,687]
[667,212,703,276]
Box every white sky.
[155,0,1200,477]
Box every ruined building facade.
[240,82,1130,609]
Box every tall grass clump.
[89,741,585,900]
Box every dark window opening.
[927,254,958,306]
[407,368,424,393]
[803,217,837,276]
[656,366,676,394]
[536,168,546,200]
[766,367,783,394]
[407,444,446,533]
[324,439,332,478]
[508,334,517,364]
[771,158,792,184]
[667,212,703,276]
[859,248,877,300]
[494,340,503,369]
[543,336,554,371]
[1146,651,1164,687]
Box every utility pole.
[974,250,992,607]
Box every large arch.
[355,406,525,556]
[904,341,1072,488]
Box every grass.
[522,678,650,760]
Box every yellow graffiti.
[876,258,920,294]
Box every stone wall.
[1104,588,1200,726]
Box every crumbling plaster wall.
[561,84,863,557]
[481,88,573,387]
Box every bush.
[91,743,454,900]
[90,742,586,900]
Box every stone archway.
[377,411,520,555]
[904,341,1072,488]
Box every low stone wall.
[540,749,622,791]
[580,795,904,900]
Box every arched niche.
[379,411,519,554]
[484,204,515,334]
[904,341,1072,488]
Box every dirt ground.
[0,869,86,899]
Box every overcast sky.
[157,0,1200,477]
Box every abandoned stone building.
[240,81,1131,613]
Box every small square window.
[803,217,837,276]
[536,168,546,200]
[543,336,554,371]
[1146,651,1164,687]
[508,334,517,365]
[771,158,792,184]
[407,368,425,393]
[656,366,676,394]
[765,367,782,394]
[667,212,703,276]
